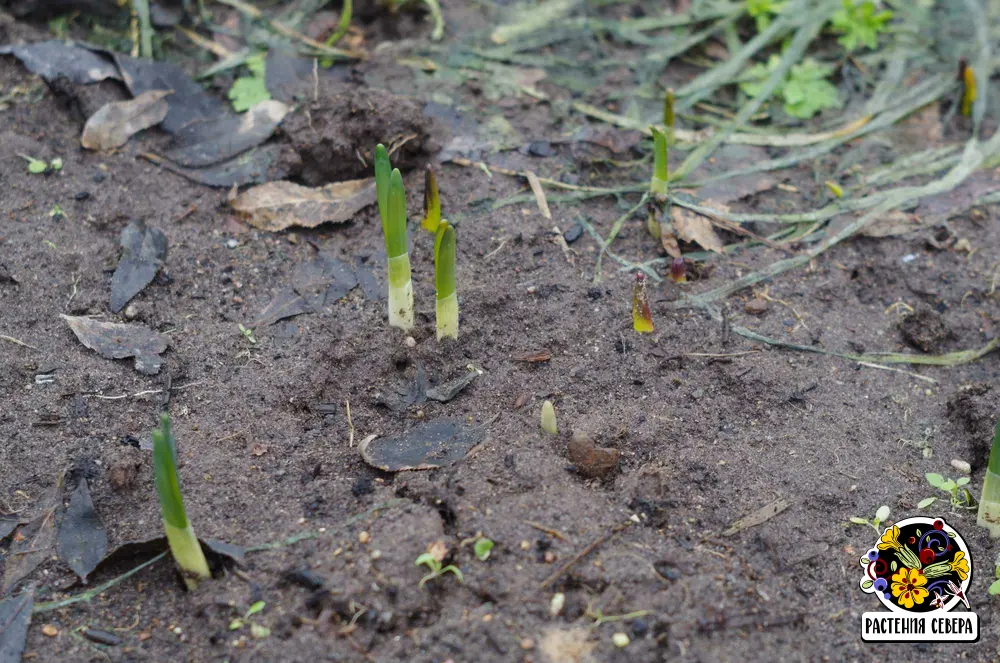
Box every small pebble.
[612,632,630,648]
[124,304,139,320]
[549,592,565,617]
[563,223,583,244]
[744,298,769,315]
[226,238,239,249]
[951,459,971,474]
[543,551,556,563]
[404,336,416,348]
[358,531,371,544]
[74,191,90,201]
[520,540,531,551]
[521,637,535,650]
[42,624,58,637]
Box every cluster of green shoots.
[374,145,458,340]
[152,414,211,590]
[978,420,1000,537]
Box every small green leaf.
[917,497,937,509]
[229,619,244,630]
[989,579,1000,596]
[925,473,946,489]
[874,505,890,524]
[849,517,869,525]
[250,623,270,639]
[861,579,874,590]
[414,553,438,569]
[474,538,495,561]
[956,477,970,487]
[49,157,63,171]
[940,480,957,492]
[246,601,265,617]
[440,565,464,582]
[228,53,271,113]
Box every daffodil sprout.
[434,221,458,340]
[152,414,211,590]
[650,126,668,196]
[977,419,1000,537]
[632,273,653,333]
[421,165,441,233]
[541,400,558,435]
[663,88,675,145]
[374,144,414,331]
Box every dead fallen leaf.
[862,210,923,238]
[426,540,448,563]
[566,431,620,479]
[250,443,268,456]
[722,498,792,536]
[670,205,724,253]
[81,90,171,151]
[231,179,376,232]
[525,171,551,219]
[513,349,552,363]
[110,219,167,313]
[61,315,169,375]
[359,418,488,472]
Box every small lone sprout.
[421,165,441,233]
[921,472,975,510]
[540,400,558,435]
[434,221,458,340]
[649,127,668,196]
[825,180,844,198]
[849,504,890,533]
[238,323,257,344]
[415,553,463,587]
[959,58,977,118]
[152,414,211,590]
[48,204,67,220]
[632,273,653,333]
[18,154,50,174]
[669,257,687,284]
[229,600,266,631]
[978,420,1000,537]
[374,145,414,331]
[474,537,495,561]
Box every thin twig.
[346,399,354,447]
[0,334,38,350]
[525,521,572,542]
[857,362,937,384]
[539,521,631,590]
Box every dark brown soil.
[2,4,1000,663]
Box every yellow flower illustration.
[878,525,902,551]
[949,551,969,581]
[891,567,929,609]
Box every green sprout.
[48,204,67,220]
[746,0,785,32]
[229,600,269,638]
[238,323,257,345]
[849,504,890,533]
[978,420,1000,537]
[474,538,494,561]
[649,127,668,196]
[921,472,976,510]
[421,165,441,233]
[415,553,463,587]
[434,221,458,341]
[228,53,271,113]
[830,0,892,52]
[325,0,352,46]
[662,88,675,145]
[152,414,211,590]
[19,154,59,174]
[374,145,414,331]
[540,400,558,435]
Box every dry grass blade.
[525,171,552,219]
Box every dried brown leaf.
[231,179,377,232]
[81,90,171,151]
[670,206,724,253]
[513,349,552,363]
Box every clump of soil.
[898,305,953,352]
[279,85,438,185]
[947,383,1000,469]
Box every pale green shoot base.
[164,520,211,591]
[650,177,668,196]
[388,254,414,331]
[436,292,458,340]
[978,469,1000,537]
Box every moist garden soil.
[2,3,1000,663]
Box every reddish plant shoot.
[669,257,687,283]
[632,273,653,333]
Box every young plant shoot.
[959,58,977,118]
[541,400,558,435]
[978,419,1000,537]
[152,414,211,590]
[434,221,458,340]
[662,88,675,145]
[421,165,441,233]
[649,127,669,196]
[669,257,687,283]
[374,144,414,331]
[632,272,654,333]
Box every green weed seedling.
[740,55,840,119]
[920,473,976,510]
[229,600,270,639]
[746,0,785,32]
[474,538,495,561]
[849,504,890,533]
[238,324,257,345]
[415,552,463,588]
[19,154,61,174]
[830,0,892,52]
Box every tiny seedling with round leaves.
[540,400,557,435]
[434,221,458,340]
[848,504,891,534]
[374,144,414,331]
[152,414,211,590]
[474,537,494,561]
[921,472,976,511]
[414,553,463,587]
